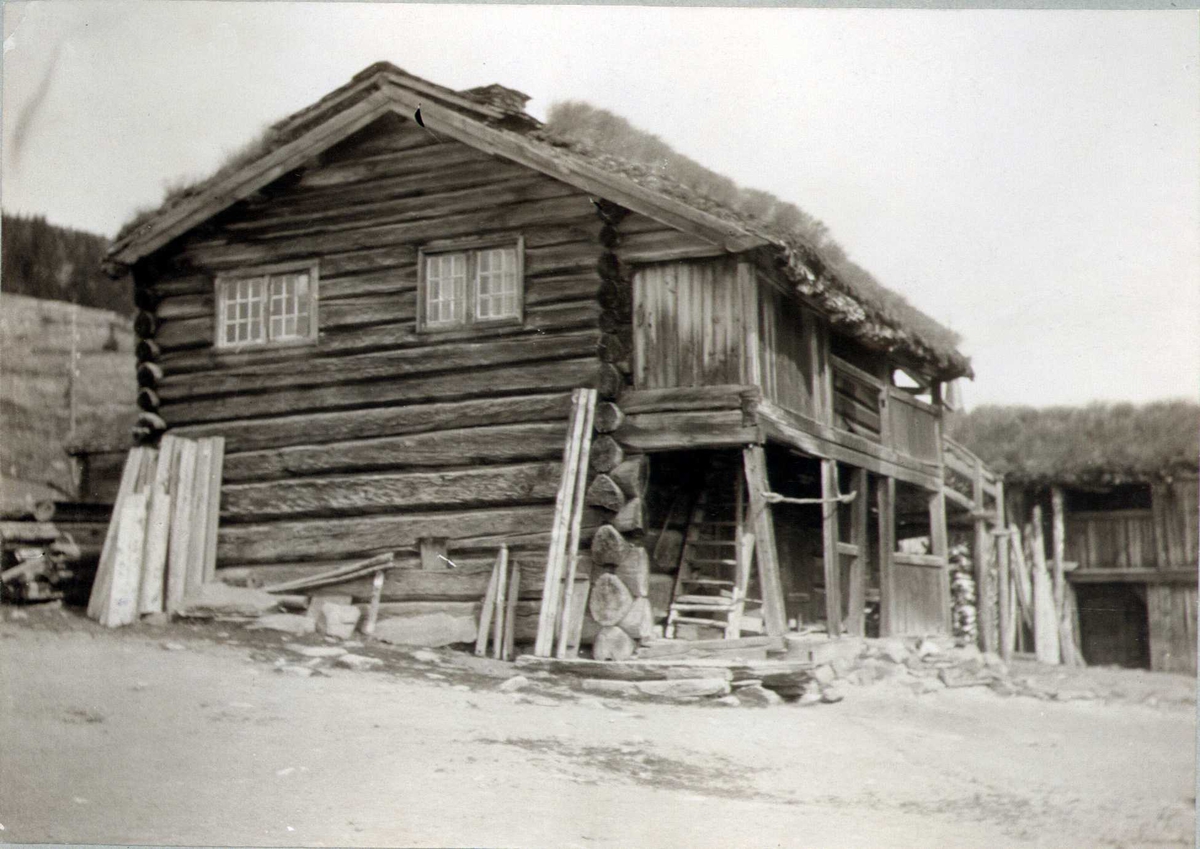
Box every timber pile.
[949,543,977,645]
[85,435,226,626]
[999,521,1084,666]
[534,388,597,657]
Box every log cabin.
[951,402,1198,673]
[104,62,983,649]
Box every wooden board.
[103,490,150,627]
[166,440,198,613]
[743,445,787,638]
[138,437,177,614]
[86,448,150,621]
[1147,584,1197,674]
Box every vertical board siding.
[891,561,947,635]
[143,118,606,576]
[887,392,941,464]
[756,282,815,418]
[1147,585,1197,674]
[1065,510,1159,571]
[1152,480,1199,569]
[632,257,744,390]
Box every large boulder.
[374,613,476,647]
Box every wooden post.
[845,468,868,637]
[877,476,896,637]
[491,545,509,660]
[1030,505,1061,664]
[820,459,841,637]
[742,445,787,638]
[996,480,1013,662]
[1050,487,1066,618]
[973,458,994,653]
[535,389,587,657]
[929,485,950,635]
[362,570,385,637]
[555,390,597,658]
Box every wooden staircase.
[665,457,757,639]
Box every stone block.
[315,602,361,640]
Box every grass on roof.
[948,400,1200,485]
[540,101,964,362]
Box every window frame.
[213,261,320,351]
[417,237,525,333]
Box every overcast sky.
[3,2,1197,409]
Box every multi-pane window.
[419,241,523,330]
[216,264,318,349]
[424,252,468,327]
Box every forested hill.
[2,213,133,315]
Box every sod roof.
[110,62,971,378]
[947,401,1200,486]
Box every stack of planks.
[86,435,225,626]
[475,546,520,660]
[534,388,597,658]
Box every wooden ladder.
[665,460,755,640]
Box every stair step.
[674,594,733,605]
[685,558,738,566]
[671,614,733,625]
[682,578,735,587]
[685,540,737,547]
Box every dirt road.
[1,608,1194,848]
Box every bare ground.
[0,606,1194,849]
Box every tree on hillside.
[1,213,133,315]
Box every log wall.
[132,116,611,578]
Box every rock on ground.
[246,613,316,636]
[176,583,281,619]
[374,613,476,647]
[315,602,361,640]
[736,685,784,707]
[335,654,384,671]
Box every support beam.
[996,480,1013,662]
[878,476,897,637]
[821,459,842,637]
[742,446,787,638]
[929,485,950,634]
[845,468,868,637]
[973,457,995,652]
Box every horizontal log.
[616,410,761,451]
[220,553,579,602]
[634,636,780,659]
[158,331,600,402]
[159,300,600,372]
[365,600,545,646]
[227,174,579,240]
[584,474,626,513]
[294,143,498,190]
[593,402,624,434]
[514,656,733,682]
[173,392,573,454]
[180,195,596,270]
[221,461,563,520]
[223,421,571,482]
[217,505,601,565]
[618,385,757,415]
[616,228,727,264]
[161,358,604,424]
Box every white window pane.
[475,248,519,320]
[425,253,467,326]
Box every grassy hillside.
[2,213,133,315]
[0,293,136,512]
